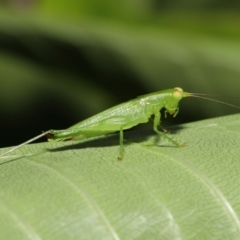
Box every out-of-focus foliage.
[0,0,240,147]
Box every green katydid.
[0,87,239,160]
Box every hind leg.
[118,126,124,161]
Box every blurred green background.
[1,0,240,147]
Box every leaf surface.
[1,114,240,239]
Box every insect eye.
[174,87,183,92]
[173,88,183,98]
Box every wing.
[49,99,152,141]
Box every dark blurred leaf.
[0,8,240,147]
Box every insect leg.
[153,112,182,147]
[118,126,124,161]
[164,107,179,118]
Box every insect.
[0,87,239,160]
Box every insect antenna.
[190,92,240,99]
[0,131,50,158]
[189,94,240,110]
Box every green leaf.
[1,114,240,239]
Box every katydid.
[1,87,240,160]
